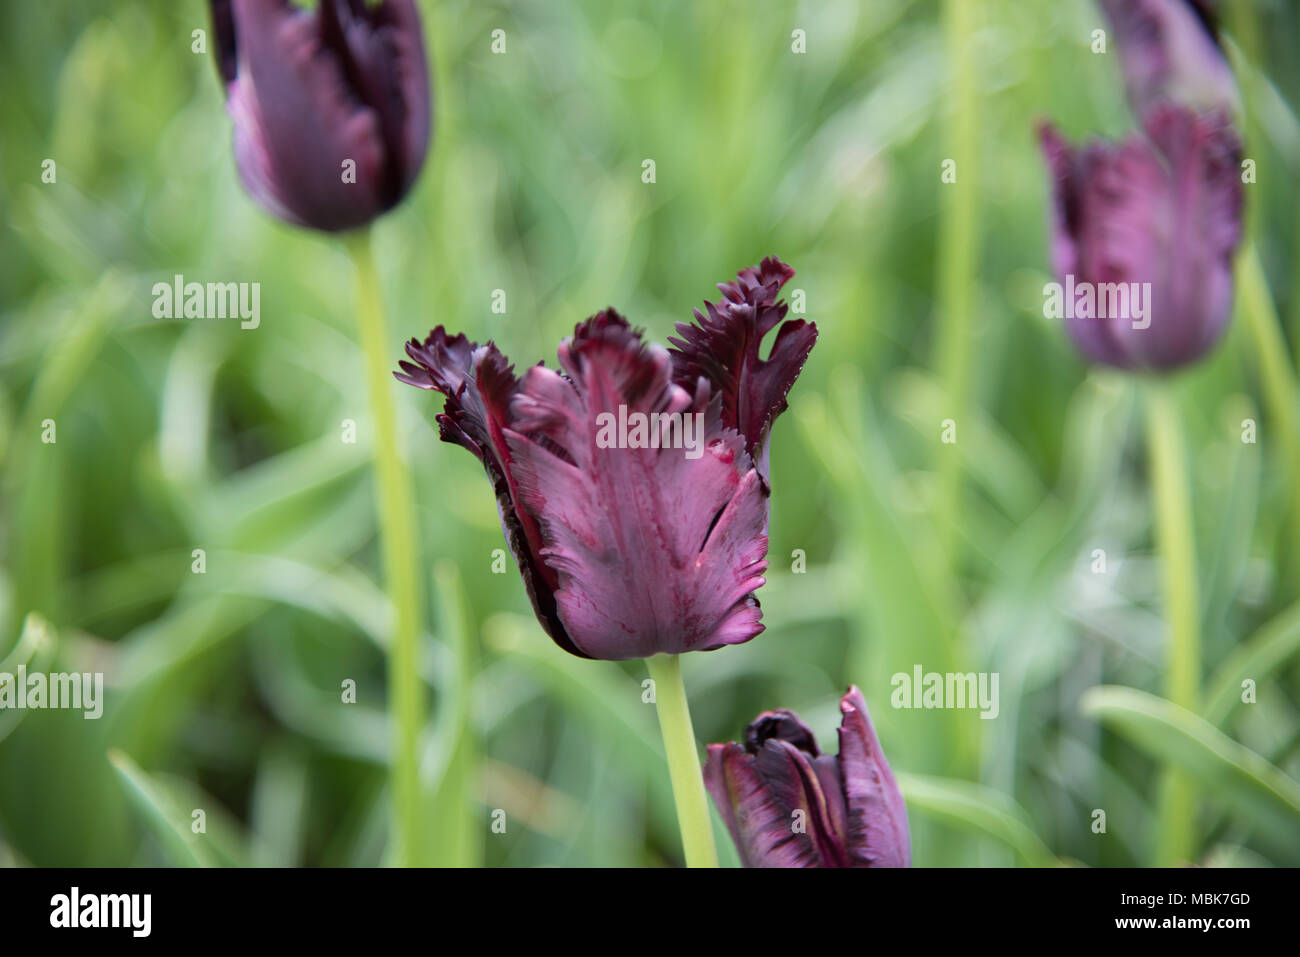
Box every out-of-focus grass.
[1,0,1298,867]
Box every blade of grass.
[428,560,481,867]
[1082,685,1300,858]
[1204,599,1300,728]
[108,749,215,867]
[895,771,1058,867]
[1237,244,1300,575]
[934,0,980,563]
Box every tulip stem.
[646,654,718,868]
[935,0,979,563]
[1143,382,1201,866]
[348,229,426,867]
[1238,244,1300,577]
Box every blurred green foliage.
[1,0,1299,867]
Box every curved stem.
[1144,382,1201,866]
[348,229,425,867]
[646,654,718,868]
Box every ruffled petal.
[504,312,769,659]
[395,328,588,658]
[668,258,817,477]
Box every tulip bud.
[395,259,816,660]
[705,687,910,867]
[209,0,431,232]
[1038,105,1242,370]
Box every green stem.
[1144,382,1201,866]
[1238,244,1300,576]
[347,229,425,867]
[645,654,718,868]
[935,0,979,563]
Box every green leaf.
[1081,685,1300,856]
[894,771,1058,867]
[1204,599,1300,727]
[482,613,677,840]
[108,749,215,867]
[0,613,55,745]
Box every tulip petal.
[743,708,820,757]
[704,742,836,868]
[225,0,388,231]
[669,258,817,476]
[395,329,588,658]
[1100,0,1236,121]
[210,0,237,84]
[838,686,910,867]
[319,0,431,200]
[505,312,769,659]
[1039,107,1241,370]
[216,0,430,232]
[706,708,853,868]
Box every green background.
[2,0,1299,866]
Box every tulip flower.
[208,0,435,864]
[705,687,910,868]
[1039,0,1252,866]
[396,258,816,661]
[209,0,431,232]
[1099,0,1237,121]
[1038,104,1243,370]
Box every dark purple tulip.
[395,258,816,660]
[704,687,910,868]
[1038,105,1242,370]
[1099,0,1237,121]
[209,0,431,232]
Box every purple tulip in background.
[1099,0,1237,120]
[396,259,816,661]
[705,687,910,868]
[1038,0,1243,370]
[1038,105,1242,370]
[209,0,431,232]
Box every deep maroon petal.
[708,693,908,868]
[668,258,817,476]
[395,328,588,658]
[210,0,237,84]
[215,0,430,232]
[1099,0,1236,121]
[704,742,838,868]
[837,686,910,868]
[503,312,769,659]
[743,708,820,757]
[319,0,431,203]
[753,740,851,867]
[1037,122,1082,282]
